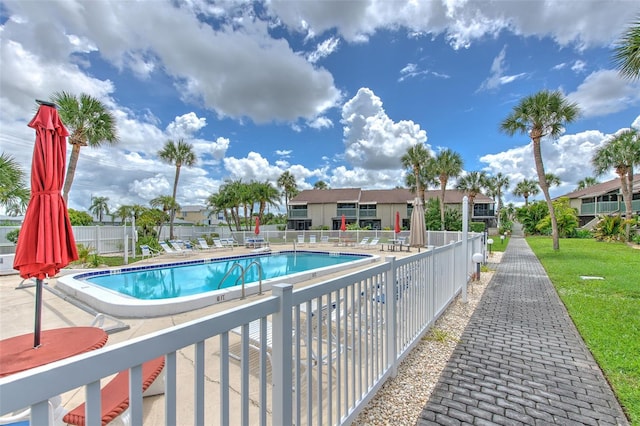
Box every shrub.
[535,197,579,238]
[6,228,19,244]
[470,222,485,233]
[592,215,629,242]
[573,229,593,239]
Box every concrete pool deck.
[0,241,417,423]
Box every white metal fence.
[0,225,469,256]
[0,232,484,426]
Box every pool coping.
[56,250,378,318]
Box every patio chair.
[140,244,159,259]
[196,238,213,250]
[309,235,317,245]
[356,237,370,247]
[320,236,329,244]
[159,241,180,256]
[364,238,379,249]
[297,234,306,246]
[63,356,165,426]
[168,241,193,255]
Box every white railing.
[0,233,484,426]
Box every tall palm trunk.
[63,144,83,203]
[532,136,560,250]
[169,166,181,240]
[619,167,633,240]
[439,176,447,231]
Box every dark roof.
[556,176,640,200]
[290,188,494,205]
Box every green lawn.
[527,237,640,425]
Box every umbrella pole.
[34,278,43,348]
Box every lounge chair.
[212,239,231,250]
[169,241,193,255]
[196,238,213,250]
[356,237,370,247]
[296,234,305,246]
[63,356,165,426]
[320,236,329,244]
[159,241,180,256]
[309,235,317,245]
[140,244,160,259]
[364,238,380,249]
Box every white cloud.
[341,87,428,170]
[480,129,620,203]
[571,60,586,73]
[308,116,333,129]
[165,112,207,139]
[307,36,340,63]
[478,45,526,92]
[567,70,640,118]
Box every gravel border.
[352,252,501,425]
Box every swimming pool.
[57,250,377,318]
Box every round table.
[0,327,108,377]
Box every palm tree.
[51,92,119,203]
[592,128,640,240]
[487,173,510,230]
[313,180,329,190]
[500,90,580,250]
[158,139,197,239]
[613,15,640,80]
[0,153,30,215]
[253,181,280,224]
[150,195,179,239]
[513,179,540,206]
[576,177,599,190]
[544,173,561,188]
[277,171,298,217]
[88,196,110,224]
[432,149,464,231]
[456,171,488,220]
[401,144,431,203]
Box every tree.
[592,128,640,240]
[158,139,196,239]
[544,173,561,188]
[253,181,280,224]
[576,177,599,190]
[513,179,540,206]
[150,195,179,238]
[501,90,580,250]
[401,143,432,202]
[432,149,463,231]
[0,153,30,215]
[51,92,119,203]
[89,196,110,224]
[277,171,298,217]
[487,172,510,230]
[456,171,488,220]
[536,197,579,238]
[613,15,640,80]
[313,180,329,190]
[67,208,94,226]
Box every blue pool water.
[85,251,367,300]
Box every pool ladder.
[218,260,263,299]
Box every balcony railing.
[580,200,622,215]
[336,208,357,217]
[288,209,308,218]
[0,232,484,426]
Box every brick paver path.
[418,235,629,425]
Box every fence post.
[461,196,468,303]
[95,226,101,255]
[272,284,293,426]
[385,256,397,378]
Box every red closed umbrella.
[255,216,260,235]
[13,101,78,347]
[340,214,346,232]
[395,211,401,235]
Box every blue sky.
[1,0,639,214]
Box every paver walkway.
[418,234,629,425]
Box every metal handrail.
[217,261,264,299]
[245,260,263,296]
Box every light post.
[472,252,483,281]
[487,238,494,254]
